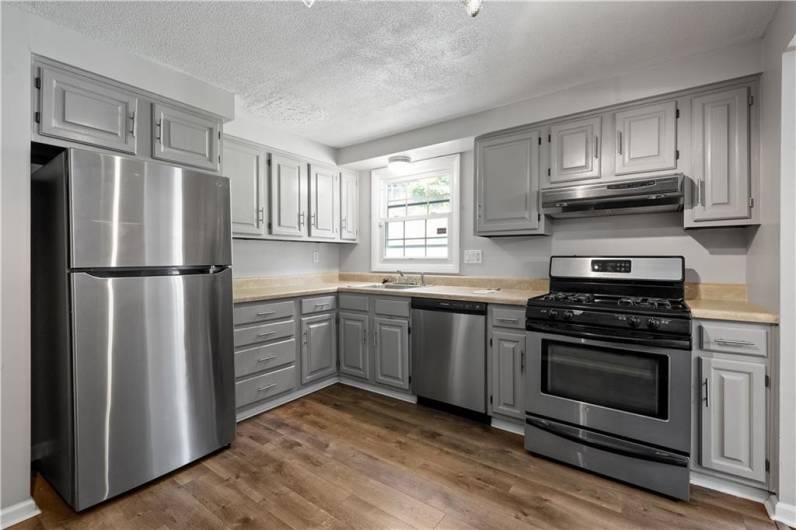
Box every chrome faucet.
[419,272,425,286]
[397,270,406,281]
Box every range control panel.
[591,259,632,273]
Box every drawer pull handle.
[256,310,276,316]
[256,384,277,392]
[257,331,277,337]
[497,317,520,323]
[714,339,755,347]
[256,356,277,363]
[314,303,330,309]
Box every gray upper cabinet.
[475,129,542,235]
[37,65,138,154]
[338,312,369,380]
[309,164,339,239]
[614,101,677,175]
[700,356,766,483]
[491,330,525,420]
[549,115,602,184]
[270,153,308,237]
[690,86,751,223]
[300,313,337,384]
[340,171,359,241]
[373,317,410,390]
[152,103,221,171]
[224,136,266,237]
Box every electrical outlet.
[463,249,482,264]
[312,250,320,264]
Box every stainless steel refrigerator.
[32,148,235,511]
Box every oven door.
[526,329,690,453]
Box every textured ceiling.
[18,1,777,148]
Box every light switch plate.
[312,250,320,263]
[463,249,482,264]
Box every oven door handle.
[525,321,691,350]
[526,416,689,468]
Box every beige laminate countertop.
[233,281,545,307]
[685,299,779,324]
[233,281,779,324]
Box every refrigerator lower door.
[70,268,234,510]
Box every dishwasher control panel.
[411,298,487,314]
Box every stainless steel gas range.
[524,256,692,500]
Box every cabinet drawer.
[235,338,297,378]
[234,320,295,349]
[236,365,296,408]
[491,306,526,329]
[699,321,768,357]
[301,295,337,314]
[234,300,295,326]
[373,298,410,318]
[339,294,369,312]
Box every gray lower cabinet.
[699,356,766,482]
[475,129,545,236]
[300,312,337,384]
[37,64,139,154]
[491,330,526,420]
[152,102,221,171]
[694,318,772,487]
[339,311,369,379]
[224,135,267,237]
[373,317,410,390]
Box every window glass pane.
[406,202,428,217]
[426,246,447,258]
[404,219,425,239]
[429,199,451,214]
[386,221,404,240]
[385,246,404,258]
[405,242,425,258]
[426,218,448,237]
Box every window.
[371,154,460,273]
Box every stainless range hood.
[541,174,684,219]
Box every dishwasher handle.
[410,297,486,315]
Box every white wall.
[0,5,234,520]
[341,151,752,283]
[233,240,340,278]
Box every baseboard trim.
[765,495,796,528]
[490,416,524,436]
[689,471,770,503]
[236,377,340,422]
[1,498,40,529]
[338,377,417,403]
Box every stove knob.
[562,310,574,321]
[627,316,641,328]
[549,309,560,320]
[647,318,661,330]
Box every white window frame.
[370,154,460,274]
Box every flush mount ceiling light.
[387,155,412,171]
[463,0,483,17]
[302,0,315,7]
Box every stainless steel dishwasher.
[411,298,487,414]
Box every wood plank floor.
[15,384,786,530]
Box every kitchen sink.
[362,283,421,290]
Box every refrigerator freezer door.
[68,149,231,268]
[70,269,234,510]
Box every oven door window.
[541,340,669,419]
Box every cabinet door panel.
[301,314,336,384]
[152,103,221,171]
[700,356,765,482]
[476,130,540,233]
[270,154,307,237]
[691,87,750,222]
[615,101,677,175]
[224,136,265,237]
[39,65,138,154]
[491,330,525,419]
[309,165,339,239]
[373,317,410,390]
[339,312,369,380]
[549,116,601,184]
[340,171,359,241]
